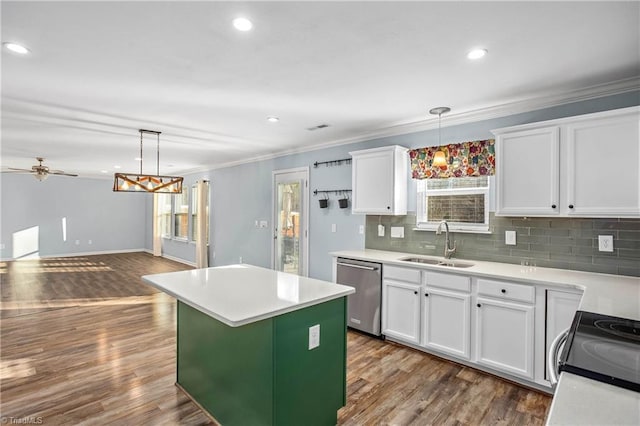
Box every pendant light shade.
[429,106,451,167]
[432,150,447,167]
[113,129,183,193]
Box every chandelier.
[113,129,184,193]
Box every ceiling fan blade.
[49,171,78,177]
[5,167,34,172]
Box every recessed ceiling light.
[101,170,108,174]
[267,116,279,123]
[135,157,142,161]
[233,17,253,31]
[114,165,121,169]
[3,42,30,55]
[467,48,487,60]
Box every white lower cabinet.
[475,296,535,379]
[382,280,421,344]
[545,289,582,380]
[421,286,471,360]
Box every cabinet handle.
[569,204,574,209]
[414,290,418,295]
[551,204,556,209]
[501,289,506,294]
[477,303,481,308]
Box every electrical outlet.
[359,225,364,235]
[378,224,385,237]
[88,240,92,245]
[259,220,268,228]
[505,230,516,246]
[308,324,320,350]
[391,227,404,238]
[75,240,80,245]
[0,243,5,250]
[239,256,243,263]
[598,235,614,252]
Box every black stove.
[559,311,640,392]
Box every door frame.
[271,167,309,276]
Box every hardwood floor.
[1,253,550,425]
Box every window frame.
[172,188,189,241]
[416,177,490,233]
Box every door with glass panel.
[273,168,308,276]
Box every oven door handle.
[548,328,569,388]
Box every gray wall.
[192,91,640,282]
[0,174,146,259]
[3,91,638,282]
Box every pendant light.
[113,129,184,193]
[429,107,450,167]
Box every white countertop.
[330,249,640,425]
[142,264,354,327]
[331,249,640,320]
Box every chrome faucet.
[436,220,457,259]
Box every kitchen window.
[416,176,489,232]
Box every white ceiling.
[2,1,639,178]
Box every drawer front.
[424,271,471,293]
[384,265,421,284]
[477,279,535,304]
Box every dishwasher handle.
[336,262,379,271]
[548,328,569,388]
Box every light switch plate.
[378,225,385,237]
[391,227,405,238]
[308,324,320,350]
[331,224,337,233]
[359,225,364,234]
[505,230,516,246]
[598,235,614,252]
[259,220,268,228]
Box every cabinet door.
[566,113,640,217]
[475,297,534,379]
[495,127,560,216]
[421,287,471,360]
[382,280,420,344]
[545,289,581,380]
[351,146,407,215]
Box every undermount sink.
[399,257,475,268]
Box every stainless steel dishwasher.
[336,257,382,336]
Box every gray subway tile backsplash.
[365,213,640,277]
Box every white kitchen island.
[143,264,354,426]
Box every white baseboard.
[1,248,147,262]
[1,248,197,267]
[160,253,196,267]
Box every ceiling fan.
[2,157,78,181]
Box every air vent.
[307,124,330,131]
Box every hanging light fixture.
[429,107,451,167]
[113,129,184,193]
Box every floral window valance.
[409,139,495,179]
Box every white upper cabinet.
[493,106,640,217]
[495,126,560,216]
[566,113,639,216]
[350,145,408,215]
